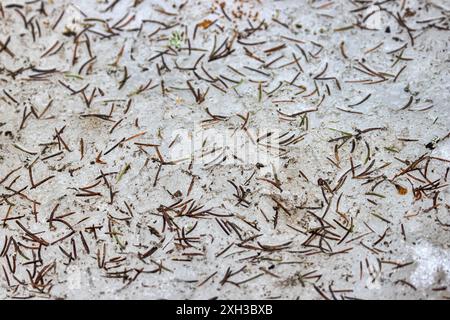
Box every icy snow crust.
[0,0,449,299]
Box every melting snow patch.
[410,241,450,288]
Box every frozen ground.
[0,0,450,300]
